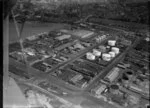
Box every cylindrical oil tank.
[122,75,129,86]
[111,47,120,55]
[93,49,101,57]
[86,52,96,60]
[108,40,116,46]
[125,71,134,79]
[110,84,119,94]
[109,51,115,58]
[102,53,111,61]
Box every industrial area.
[3,0,150,108]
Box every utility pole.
[3,1,28,107]
[3,14,9,92]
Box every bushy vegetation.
[11,0,149,24]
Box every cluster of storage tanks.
[86,40,120,61]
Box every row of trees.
[106,0,149,24]
[11,0,149,24]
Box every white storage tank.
[86,52,96,60]
[102,53,111,61]
[108,40,116,46]
[93,49,101,57]
[109,51,115,58]
[111,47,120,55]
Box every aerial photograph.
[3,0,149,108]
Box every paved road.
[9,21,146,108]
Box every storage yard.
[4,0,149,108]
[9,18,149,108]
